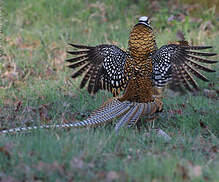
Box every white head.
[138,16,151,27]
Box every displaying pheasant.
[1,16,217,134]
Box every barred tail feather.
[115,105,139,131]
[74,100,132,127]
[129,103,144,123]
[1,125,61,134]
[127,100,163,128]
[0,100,131,134]
[1,99,163,134]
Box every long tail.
[0,99,162,134]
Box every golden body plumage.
[122,24,157,103]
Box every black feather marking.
[67,43,128,95]
[183,46,213,50]
[68,59,88,69]
[182,65,199,90]
[185,51,217,57]
[88,66,101,94]
[181,73,195,92]
[103,74,110,92]
[80,66,93,89]
[172,64,184,83]
[102,81,106,90]
[101,69,108,91]
[184,62,209,82]
[87,66,96,93]
[171,62,194,91]
[115,105,139,131]
[175,50,186,64]
[90,51,104,64]
[186,54,217,64]
[176,51,216,73]
[67,50,90,55]
[185,58,216,72]
[68,43,93,49]
[71,63,91,78]
[172,63,197,90]
[100,75,106,90]
[109,82,113,93]
[65,55,88,63]
[93,67,104,94]
[92,67,102,94]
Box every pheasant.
[1,16,217,134]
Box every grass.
[0,0,219,181]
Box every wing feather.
[152,44,217,91]
[66,44,129,96]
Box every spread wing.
[66,43,129,96]
[152,43,217,91]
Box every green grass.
[1,0,219,181]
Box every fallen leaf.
[106,171,119,181]
[210,146,218,153]
[188,165,202,178]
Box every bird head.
[138,16,151,28]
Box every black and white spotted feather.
[66,43,129,96]
[67,42,217,95]
[152,44,217,91]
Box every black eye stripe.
[139,20,148,23]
